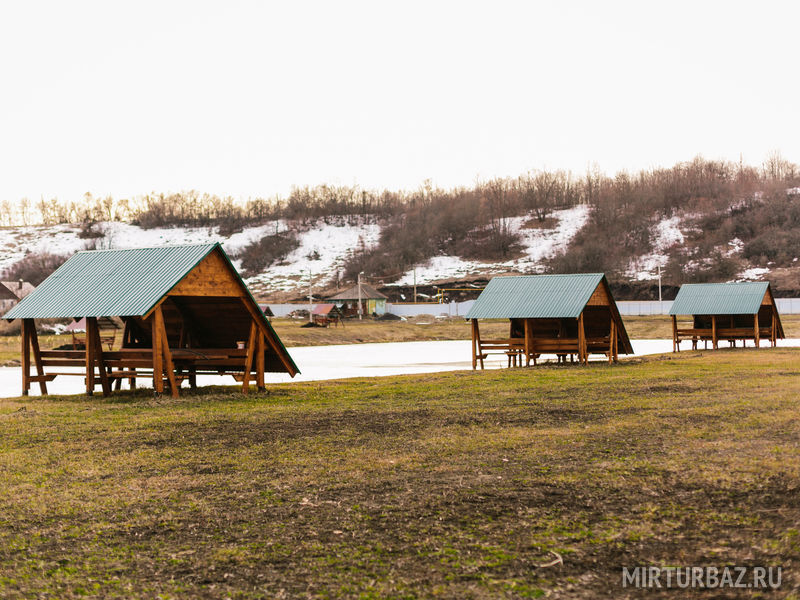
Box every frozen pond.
[1,338,798,398]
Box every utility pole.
[308,271,313,323]
[357,272,363,320]
[413,268,417,303]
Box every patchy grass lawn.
[1,349,799,598]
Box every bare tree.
[519,170,577,222]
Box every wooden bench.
[476,336,613,367]
[675,327,774,350]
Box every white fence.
[265,298,800,318]
[616,301,674,316]
[387,301,475,317]
[617,299,800,316]
[777,298,800,314]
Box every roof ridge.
[680,281,769,289]
[74,242,220,254]
[492,273,604,279]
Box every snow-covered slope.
[626,216,685,281]
[0,208,592,296]
[390,205,591,285]
[0,219,381,296]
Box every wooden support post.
[754,313,760,348]
[256,331,266,391]
[474,319,484,370]
[471,319,477,370]
[772,311,777,346]
[88,317,111,397]
[155,306,179,398]
[711,315,718,350]
[671,315,678,353]
[85,317,96,395]
[151,313,163,395]
[20,319,31,396]
[577,313,586,365]
[608,317,615,364]
[241,321,258,394]
[524,318,532,367]
[25,320,48,395]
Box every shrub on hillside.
[237,231,300,277]
[2,252,69,286]
[744,229,800,266]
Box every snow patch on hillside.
[0,225,88,273]
[513,204,592,264]
[739,267,771,280]
[628,215,685,280]
[244,221,381,293]
[391,205,591,285]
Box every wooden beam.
[471,319,477,370]
[256,331,266,391]
[85,317,96,395]
[672,315,678,353]
[89,317,111,397]
[524,319,532,367]
[155,306,179,399]
[772,310,777,346]
[578,313,586,364]
[151,313,163,395]
[241,321,258,394]
[754,313,760,348]
[26,320,49,395]
[608,317,615,364]
[21,319,31,396]
[474,319,484,370]
[711,315,718,350]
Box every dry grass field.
[1,348,799,598]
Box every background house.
[0,280,35,313]
[327,283,388,317]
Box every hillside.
[2,158,800,300]
[2,202,799,302]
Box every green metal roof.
[465,273,605,319]
[669,282,771,316]
[4,244,218,319]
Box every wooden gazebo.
[669,282,784,351]
[4,244,299,398]
[465,273,633,368]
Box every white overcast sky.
[0,0,798,203]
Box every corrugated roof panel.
[3,244,217,319]
[669,282,770,315]
[465,273,605,319]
